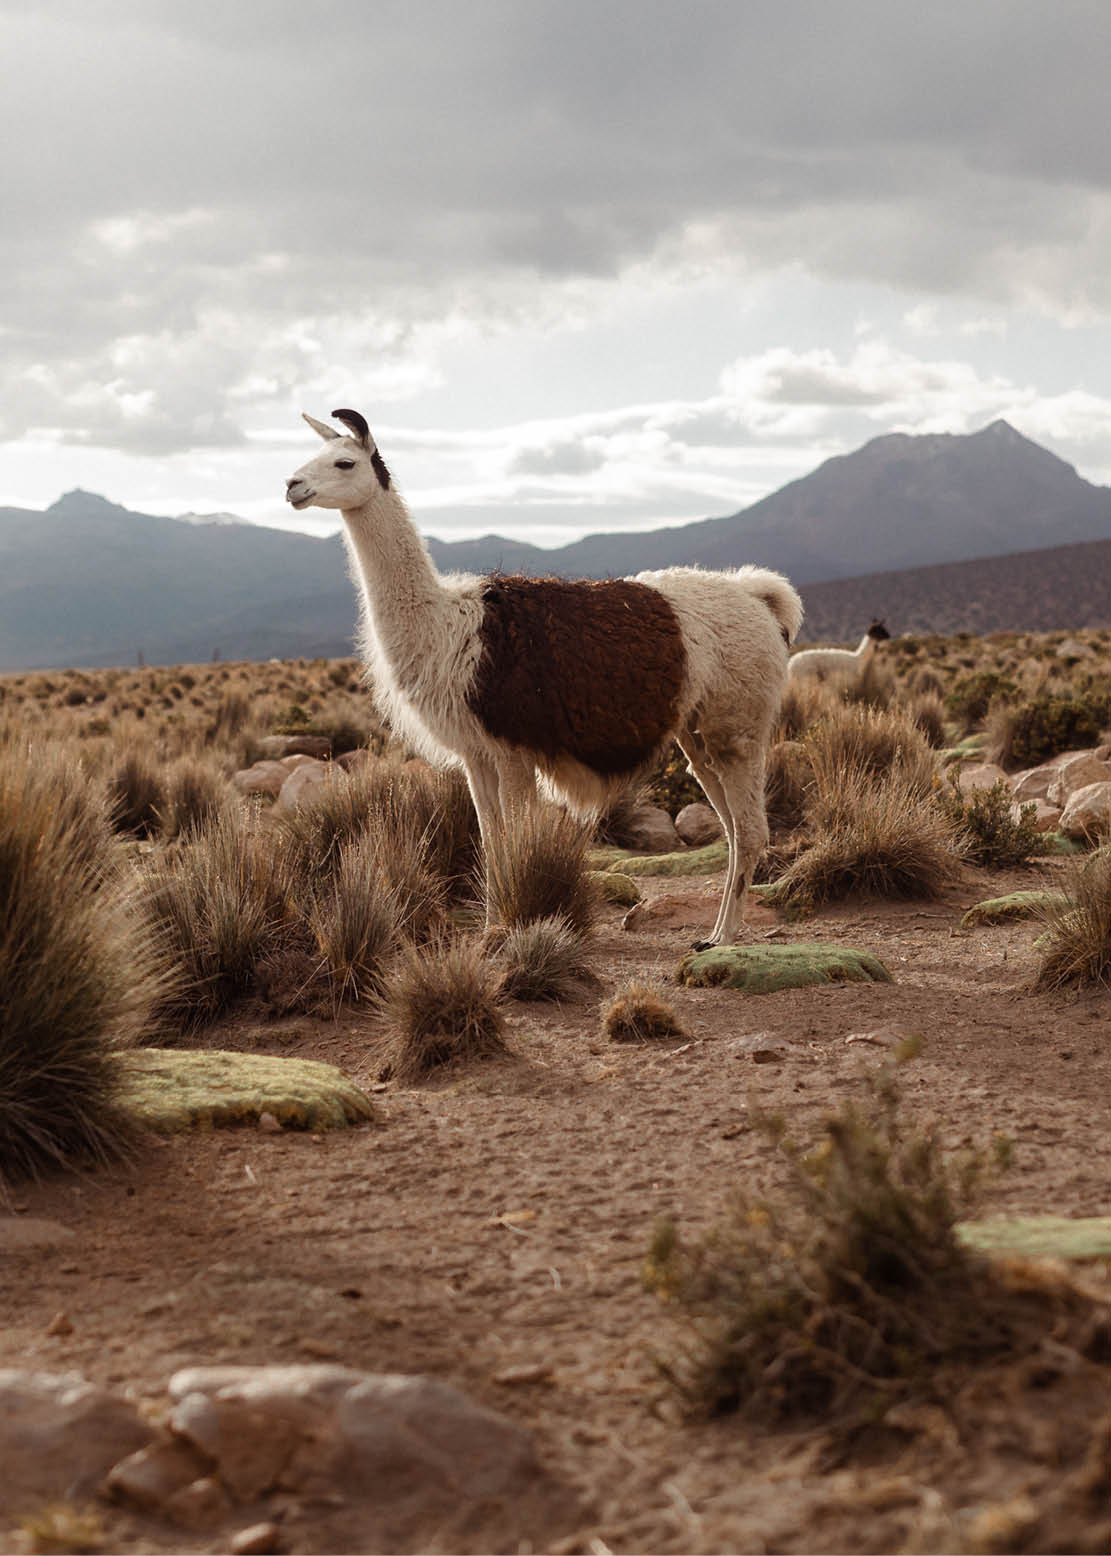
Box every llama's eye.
[334,458,356,470]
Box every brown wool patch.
[467,576,687,775]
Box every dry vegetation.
[5,628,1111,1552]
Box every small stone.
[45,1311,73,1337]
[0,1217,76,1251]
[492,1363,555,1386]
[728,1033,790,1063]
[163,1474,233,1530]
[229,1519,284,1554]
[105,1437,215,1513]
[257,1111,282,1134]
[674,802,723,847]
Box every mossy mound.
[961,890,1067,928]
[677,943,893,994]
[601,840,729,877]
[588,869,642,907]
[958,1215,1111,1261]
[113,1049,375,1133]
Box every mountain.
[424,420,1111,584]
[3,421,1111,669]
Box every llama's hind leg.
[676,728,742,948]
[678,728,768,948]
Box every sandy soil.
[5,852,1111,1554]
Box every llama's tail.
[735,565,805,647]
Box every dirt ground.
[5,852,1111,1555]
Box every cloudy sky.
[6,0,1111,546]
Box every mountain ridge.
[4,419,1110,668]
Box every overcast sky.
[5,0,1111,545]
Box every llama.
[786,620,890,684]
[285,410,804,947]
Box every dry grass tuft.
[644,1066,1067,1435]
[483,801,598,935]
[804,702,938,798]
[767,765,965,911]
[106,747,167,838]
[0,744,165,1182]
[1034,847,1111,990]
[764,739,813,835]
[602,980,688,1043]
[379,937,507,1083]
[495,915,595,1002]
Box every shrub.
[986,693,1106,771]
[936,777,1046,867]
[483,801,597,936]
[106,748,167,838]
[842,657,895,710]
[766,766,964,912]
[645,1067,1012,1429]
[764,740,812,835]
[903,691,948,748]
[645,741,702,814]
[602,981,687,1043]
[496,915,594,1002]
[303,834,404,1013]
[379,937,507,1083]
[0,745,164,1180]
[1034,848,1111,990]
[803,703,938,800]
[946,669,1018,733]
[774,678,834,743]
[140,807,302,1033]
[162,756,227,839]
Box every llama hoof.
[691,937,715,951]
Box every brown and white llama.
[285,409,804,946]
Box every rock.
[677,943,893,994]
[273,760,337,814]
[1011,799,1061,832]
[0,1370,154,1513]
[278,752,321,771]
[0,1216,76,1251]
[105,1437,215,1513]
[255,734,332,760]
[1047,752,1111,807]
[619,803,684,853]
[728,1032,790,1062]
[1059,780,1111,841]
[1010,762,1061,802]
[1055,636,1094,660]
[844,1023,915,1048]
[674,802,723,846]
[956,761,1010,795]
[335,747,374,772]
[229,1522,284,1555]
[587,869,641,907]
[231,761,288,800]
[622,891,776,934]
[166,1365,539,1503]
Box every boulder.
[1047,752,1111,807]
[335,747,374,772]
[0,1370,154,1514]
[618,803,683,853]
[674,802,723,846]
[1012,799,1061,832]
[254,734,332,760]
[273,759,338,814]
[1059,780,1111,841]
[231,761,288,800]
[956,761,1010,795]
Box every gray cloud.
[6,0,1111,456]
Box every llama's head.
[866,620,891,642]
[286,409,391,510]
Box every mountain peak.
[47,489,128,518]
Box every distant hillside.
[797,536,1111,644]
[4,419,1111,668]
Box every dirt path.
[5,855,1111,1553]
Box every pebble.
[230,1521,284,1555]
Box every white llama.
[285,410,803,947]
[786,620,890,684]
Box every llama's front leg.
[463,754,503,927]
[677,729,741,949]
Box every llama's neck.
[339,490,457,696]
[855,633,877,663]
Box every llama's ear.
[303,413,339,441]
[331,408,372,448]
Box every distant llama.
[285,410,804,946]
[787,620,890,684]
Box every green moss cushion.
[957,1215,1111,1260]
[113,1049,375,1133]
[960,890,1066,928]
[588,869,643,907]
[596,840,729,877]
[677,943,893,994]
